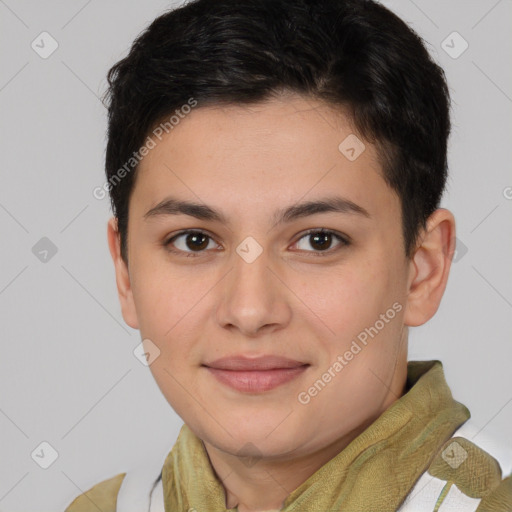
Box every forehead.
[149,96,368,161]
[131,95,399,228]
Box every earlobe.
[107,217,139,330]
[403,209,456,327]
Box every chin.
[208,423,308,459]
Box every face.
[114,94,415,460]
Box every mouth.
[202,354,310,393]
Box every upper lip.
[203,355,308,371]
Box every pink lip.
[203,355,309,392]
[204,354,307,371]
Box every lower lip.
[205,366,309,392]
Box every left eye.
[293,229,349,254]
[164,229,349,257]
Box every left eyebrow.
[271,196,371,228]
[143,195,371,227]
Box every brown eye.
[165,230,216,256]
[294,229,349,254]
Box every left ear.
[403,208,456,327]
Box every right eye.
[164,230,220,257]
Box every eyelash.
[163,228,350,258]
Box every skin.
[107,93,456,512]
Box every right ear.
[107,217,139,330]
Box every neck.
[202,409,390,512]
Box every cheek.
[130,260,211,366]
[129,256,183,338]
[313,257,405,362]
[302,260,387,334]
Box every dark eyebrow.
[143,195,371,226]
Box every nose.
[215,238,292,337]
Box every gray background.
[0,1,511,510]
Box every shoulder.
[64,472,126,512]
[399,420,512,511]
[65,444,171,512]
[452,420,512,477]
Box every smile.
[204,366,309,392]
